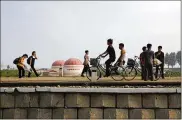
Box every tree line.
[165,50,181,68]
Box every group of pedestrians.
[81,39,165,81]
[13,51,39,78]
[140,44,164,81]
[81,39,126,77]
[14,40,164,80]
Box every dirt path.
[0,77,181,83]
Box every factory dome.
[52,60,65,66]
[64,58,82,65]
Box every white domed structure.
[49,60,65,76]
[52,60,65,68]
[63,58,84,76]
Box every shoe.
[19,77,25,79]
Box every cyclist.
[100,39,116,77]
[139,46,147,80]
[115,43,126,66]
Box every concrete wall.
[0,88,181,119]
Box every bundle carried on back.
[13,57,21,64]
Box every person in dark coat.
[155,46,165,79]
[143,44,155,81]
[139,46,146,80]
[27,51,39,77]
[100,39,116,77]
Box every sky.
[1,1,181,68]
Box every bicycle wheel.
[153,68,161,80]
[124,66,137,81]
[110,66,124,81]
[86,67,101,81]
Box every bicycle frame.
[130,56,142,73]
[95,56,106,74]
[97,56,125,74]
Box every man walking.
[155,46,165,79]
[143,44,155,81]
[27,51,39,77]
[81,50,90,77]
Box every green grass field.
[0,70,37,77]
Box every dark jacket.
[143,50,155,65]
[29,56,36,66]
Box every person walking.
[100,39,116,77]
[81,50,90,77]
[155,46,165,79]
[14,54,28,78]
[143,44,155,81]
[27,51,39,77]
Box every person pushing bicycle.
[99,39,116,77]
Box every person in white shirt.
[81,50,90,77]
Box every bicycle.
[124,56,161,81]
[86,55,125,81]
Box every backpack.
[13,57,20,64]
[27,56,32,65]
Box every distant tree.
[168,52,176,68]
[7,65,10,70]
[176,51,181,67]
[165,53,170,68]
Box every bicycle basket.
[90,58,99,67]
[127,58,135,66]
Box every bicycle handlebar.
[96,55,101,60]
[97,55,106,59]
[134,56,140,59]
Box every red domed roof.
[52,60,65,66]
[64,58,82,65]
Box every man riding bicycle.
[115,43,126,67]
[99,39,116,77]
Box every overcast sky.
[1,1,180,68]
